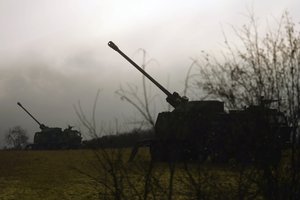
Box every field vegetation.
[0,149,298,200]
[0,149,240,200]
[0,150,99,200]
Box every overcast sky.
[1,0,300,145]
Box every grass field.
[0,150,103,200]
[0,149,296,200]
[0,149,242,200]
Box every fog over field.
[0,0,300,146]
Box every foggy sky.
[1,0,300,146]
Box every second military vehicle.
[108,41,292,165]
[17,102,82,149]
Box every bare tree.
[5,126,28,149]
[116,49,160,128]
[192,11,300,112]
[74,89,101,138]
[187,11,300,200]
[74,91,171,200]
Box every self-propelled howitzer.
[17,102,82,149]
[108,41,228,162]
[108,41,291,164]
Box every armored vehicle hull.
[33,127,82,150]
[151,101,291,164]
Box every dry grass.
[1,149,287,200]
[0,150,100,200]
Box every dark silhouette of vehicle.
[17,102,82,150]
[108,41,291,164]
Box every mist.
[1,0,300,146]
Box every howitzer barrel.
[17,102,43,127]
[108,41,172,97]
[108,41,188,108]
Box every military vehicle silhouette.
[108,41,291,164]
[17,102,82,149]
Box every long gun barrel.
[108,41,188,108]
[17,102,46,129]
